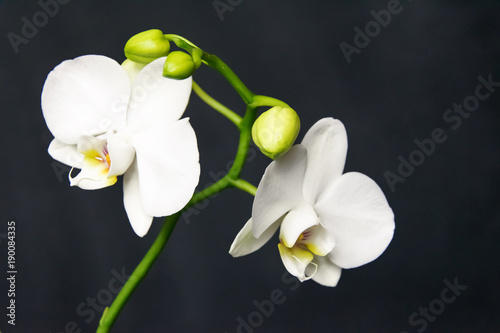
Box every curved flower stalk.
[230,118,395,287]
[41,55,200,237]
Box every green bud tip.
[252,106,301,159]
[162,51,196,80]
[124,29,170,64]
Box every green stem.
[229,178,257,196]
[98,33,265,333]
[165,34,255,105]
[249,95,290,109]
[96,213,180,333]
[192,81,242,127]
[202,53,254,105]
[228,106,257,178]
[185,174,232,210]
[185,106,257,210]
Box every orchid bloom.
[229,118,394,286]
[41,55,200,237]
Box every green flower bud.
[252,106,300,159]
[124,29,170,64]
[162,51,196,80]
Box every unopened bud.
[162,51,196,80]
[124,29,170,64]
[252,106,300,159]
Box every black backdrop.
[1,0,499,332]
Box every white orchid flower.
[230,118,394,287]
[42,55,200,237]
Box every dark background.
[1,0,499,332]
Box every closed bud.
[162,51,196,80]
[124,29,170,64]
[252,106,300,159]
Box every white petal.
[48,139,83,168]
[126,57,193,132]
[278,243,317,282]
[123,160,154,237]
[107,133,135,177]
[252,145,308,238]
[279,205,318,248]
[300,225,336,257]
[315,172,395,269]
[311,256,342,287]
[301,118,348,204]
[41,55,130,144]
[133,118,200,217]
[121,59,146,83]
[229,218,281,257]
